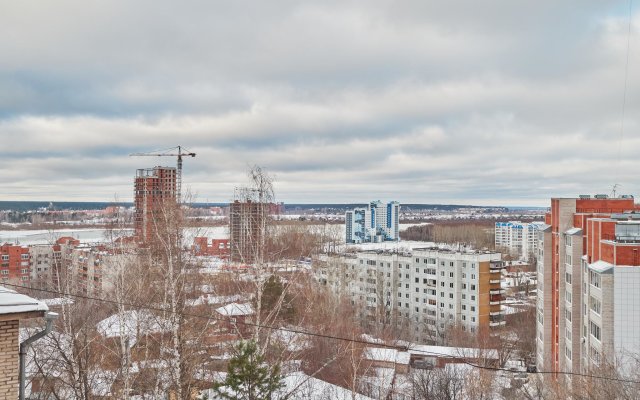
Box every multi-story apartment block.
[134,166,177,242]
[316,247,503,344]
[536,195,640,385]
[0,243,31,285]
[345,201,400,244]
[229,200,267,264]
[495,221,543,261]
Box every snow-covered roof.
[589,260,614,273]
[187,294,245,307]
[364,347,410,365]
[43,297,74,307]
[96,310,171,340]
[281,371,375,400]
[406,344,498,360]
[215,302,254,316]
[565,227,582,235]
[0,286,48,316]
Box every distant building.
[193,237,230,259]
[0,243,31,285]
[316,247,504,344]
[345,201,400,244]
[494,221,543,261]
[536,195,640,386]
[133,166,177,242]
[229,200,267,264]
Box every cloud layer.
[1,1,639,206]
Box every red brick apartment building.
[0,244,31,285]
[134,166,177,242]
[192,238,230,259]
[537,195,640,386]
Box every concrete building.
[229,200,267,264]
[536,195,640,384]
[345,201,400,244]
[495,221,543,261]
[316,246,503,344]
[133,166,177,242]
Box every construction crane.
[129,145,196,202]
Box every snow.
[281,371,374,400]
[96,310,171,342]
[0,285,48,315]
[187,294,245,306]
[405,343,499,360]
[215,302,254,316]
[589,260,614,273]
[43,297,74,307]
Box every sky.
[0,1,638,206]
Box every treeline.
[400,222,495,249]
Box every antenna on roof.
[611,183,620,198]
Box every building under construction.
[134,166,177,242]
[229,188,269,265]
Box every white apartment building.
[316,247,504,344]
[345,201,400,244]
[495,221,542,261]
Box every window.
[470,285,476,291]
[590,270,601,288]
[449,293,453,299]
[565,272,572,284]
[590,296,601,315]
[589,321,601,341]
[470,306,475,312]
[566,290,571,304]
[449,272,454,278]
[565,309,572,322]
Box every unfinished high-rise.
[134,166,177,242]
[229,188,269,265]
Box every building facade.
[536,195,640,384]
[133,166,177,242]
[316,247,503,344]
[229,200,267,264]
[345,201,400,244]
[0,244,31,285]
[495,221,542,261]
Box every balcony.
[489,314,506,327]
[490,279,501,284]
[490,294,504,305]
[489,289,505,295]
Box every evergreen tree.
[212,340,284,400]
[260,275,295,322]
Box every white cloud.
[0,1,638,205]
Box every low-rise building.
[0,285,49,398]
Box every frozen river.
[0,223,428,246]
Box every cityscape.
[1,1,639,400]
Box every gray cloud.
[0,1,639,206]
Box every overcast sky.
[1,1,638,206]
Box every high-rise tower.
[133,166,177,242]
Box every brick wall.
[0,319,20,399]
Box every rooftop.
[0,286,48,316]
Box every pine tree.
[212,340,284,400]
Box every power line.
[615,0,634,183]
[6,282,640,385]
[3,283,400,351]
